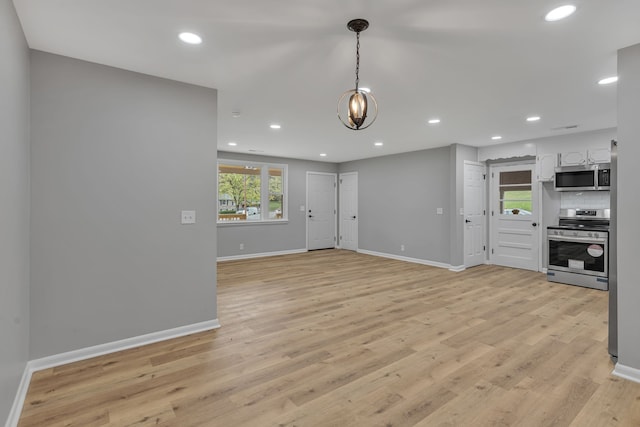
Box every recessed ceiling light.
[526,116,541,122]
[545,5,576,22]
[491,136,502,140]
[428,119,441,124]
[374,142,384,147]
[228,142,237,146]
[270,124,281,129]
[178,32,202,45]
[598,76,619,85]
[320,153,327,157]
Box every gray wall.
[340,146,452,264]
[30,52,218,358]
[0,0,30,421]
[217,152,337,257]
[617,43,640,371]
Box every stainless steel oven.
[546,209,609,290]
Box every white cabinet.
[537,153,557,181]
[559,148,611,166]
[588,148,611,164]
[559,151,587,166]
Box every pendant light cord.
[355,31,360,91]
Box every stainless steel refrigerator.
[608,139,618,361]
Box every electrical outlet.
[401,244,405,252]
[239,243,244,250]
[181,210,196,224]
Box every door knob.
[309,215,313,218]
[532,222,538,227]
[352,216,357,219]
[465,219,471,223]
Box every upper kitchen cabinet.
[559,147,611,166]
[559,151,587,166]
[537,153,557,181]
[588,147,611,164]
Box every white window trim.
[217,159,288,225]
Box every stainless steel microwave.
[554,164,611,191]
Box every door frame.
[338,171,358,251]
[488,161,542,272]
[305,171,337,250]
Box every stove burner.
[552,209,610,232]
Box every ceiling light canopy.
[545,5,577,22]
[270,124,281,129]
[526,116,541,122]
[178,32,202,45]
[491,136,502,140]
[598,76,619,85]
[337,19,378,131]
[428,119,441,124]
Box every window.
[217,160,287,222]
[499,170,532,215]
[268,168,284,219]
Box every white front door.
[490,163,540,271]
[464,161,486,268]
[307,172,337,250]
[339,172,358,251]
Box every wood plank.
[18,250,640,427]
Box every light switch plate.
[181,210,196,224]
[436,208,443,215]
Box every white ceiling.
[12,0,640,162]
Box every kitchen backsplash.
[560,191,610,209]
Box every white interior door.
[464,161,486,268]
[490,163,540,271]
[307,172,336,250]
[339,172,358,251]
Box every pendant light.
[337,19,378,130]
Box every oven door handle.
[547,235,606,244]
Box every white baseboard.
[357,249,455,271]
[449,265,466,272]
[613,362,640,384]
[217,248,307,262]
[5,364,32,427]
[5,319,220,427]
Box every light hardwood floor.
[18,250,640,426]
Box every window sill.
[217,219,289,227]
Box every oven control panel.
[548,228,606,239]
